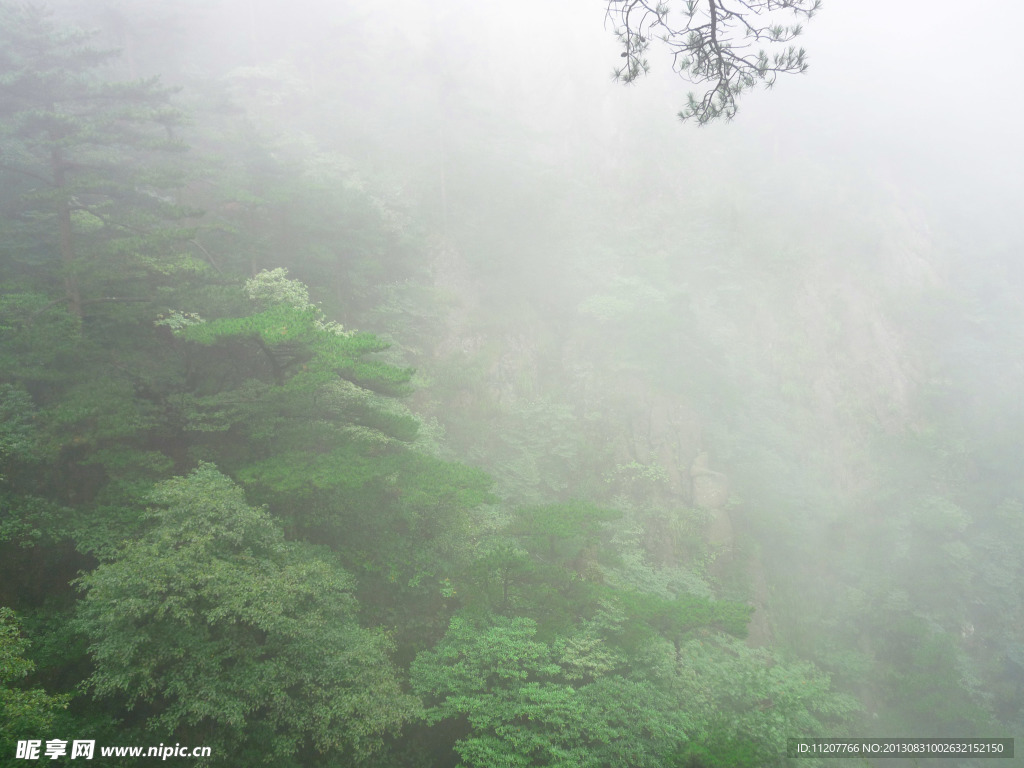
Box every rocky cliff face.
[415,169,939,652]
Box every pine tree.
[0,2,196,319]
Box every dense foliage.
[0,2,1019,768]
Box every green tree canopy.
[0,608,69,757]
[412,614,687,768]
[74,464,416,766]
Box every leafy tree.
[413,609,853,768]
[605,0,820,123]
[74,465,416,766]
[668,635,858,766]
[0,608,69,757]
[412,614,687,768]
[0,384,39,477]
[622,591,752,657]
[461,502,621,632]
[0,286,179,556]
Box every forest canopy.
[1,1,1020,767]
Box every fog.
[756,1,1024,235]
[1,1,1022,765]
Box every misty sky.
[753,1,1024,229]
[374,0,1022,238]
[371,0,1024,241]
